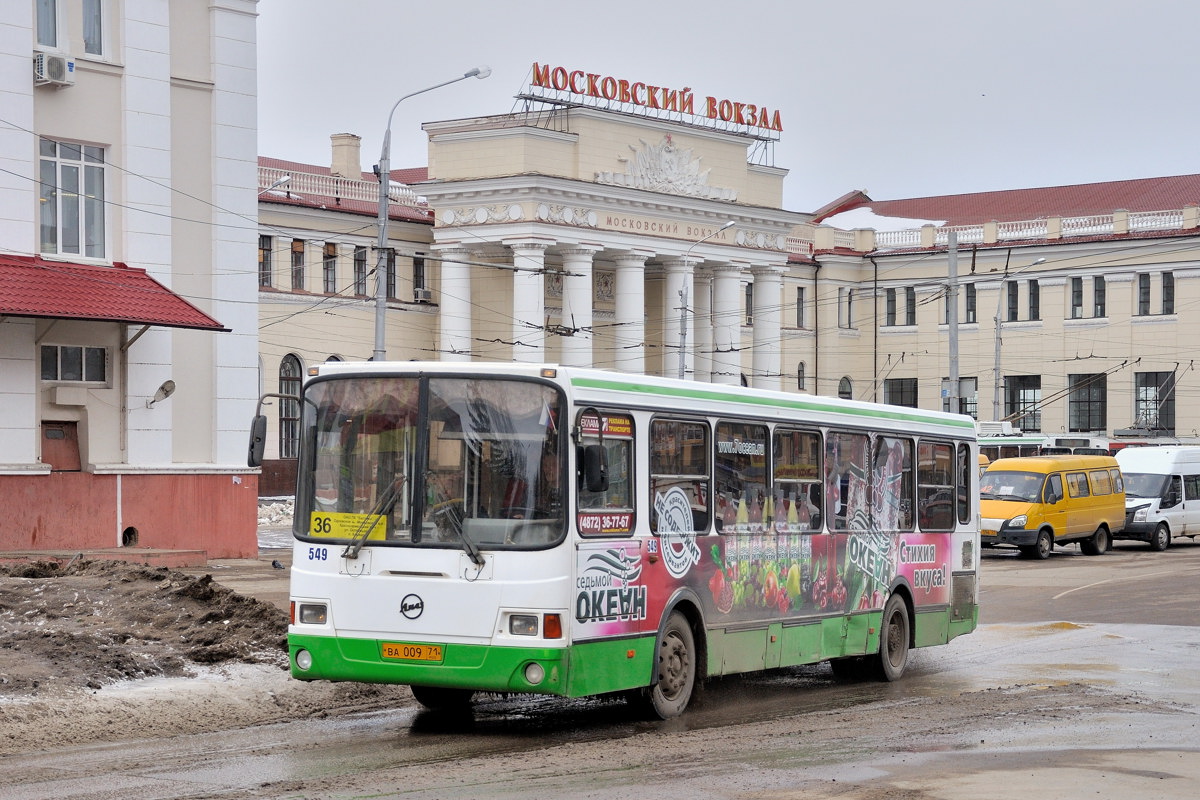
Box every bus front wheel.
[643,612,696,719]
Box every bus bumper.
[288,633,569,696]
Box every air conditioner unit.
[34,52,75,87]
[413,287,433,303]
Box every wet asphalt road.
[7,537,1200,799]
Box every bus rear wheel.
[410,685,475,710]
[876,593,911,681]
[641,612,696,719]
[1080,525,1110,555]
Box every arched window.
[797,362,806,391]
[838,376,853,400]
[326,354,343,362]
[279,354,302,459]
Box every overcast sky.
[257,0,1197,213]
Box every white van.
[1114,446,1200,551]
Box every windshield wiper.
[342,476,406,560]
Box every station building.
[256,64,1200,489]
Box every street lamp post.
[372,67,491,362]
[992,257,1046,420]
[678,220,735,380]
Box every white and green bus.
[262,362,980,718]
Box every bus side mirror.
[582,444,609,493]
[248,415,267,467]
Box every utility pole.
[946,232,960,414]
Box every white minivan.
[1114,446,1200,551]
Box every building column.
[559,246,601,367]
[693,269,714,382]
[710,263,743,385]
[661,258,696,379]
[507,240,549,362]
[751,264,787,392]
[435,246,472,361]
[612,250,652,374]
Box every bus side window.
[649,418,710,534]
[1044,474,1064,504]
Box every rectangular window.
[965,284,977,324]
[883,377,918,408]
[290,240,305,290]
[1028,279,1040,321]
[714,421,768,534]
[1094,277,1106,317]
[873,436,914,530]
[1163,271,1175,314]
[905,287,916,326]
[772,428,822,531]
[323,243,337,294]
[40,344,108,384]
[258,235,272,288]
[744,283,753,325]
[1068,373,1107,432]
[83,0,103,55]
[1005,375,1042,432]
[1138,273,1151,315]
[353,246,367,295]
[826,432,869,530]
[795,287,806,328]
[1066,472,1090,499]
[1070,277,1083,319]
[917,441,955,531]
[838,288,854,328]
[36,0,58,47]
[386,249,397,300]
[39,139,106,258]
[649,419,710,534]
[885,288,897,326]
[1006,281,1019,322]
[413,255,426,290]
[1135,371,1176,432]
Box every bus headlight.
[509,614,538,636]
[524,662,546,684]
[1008,515,1028,529]
[298,603,328,624]
[295,649,313,671]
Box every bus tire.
[1081,526,1109,556]
[1020,530,1053,560]
[410,685,474,710]
[1149,523,1170,552]
[645,612,696,719]
[876,593,911,682]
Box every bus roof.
[308,361,977,438]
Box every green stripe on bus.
[570,377,976,432]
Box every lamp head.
[146,379,176,408]
[467,66,492,79]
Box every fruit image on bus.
[268,362,980,718]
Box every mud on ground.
[0,559,407,756]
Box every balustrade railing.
[258,166,422,208]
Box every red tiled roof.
[816,174,1200,226]
[0,255,228,331]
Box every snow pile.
[257,500,294,528]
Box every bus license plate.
[381,642,444,662]
[981,529,997,538]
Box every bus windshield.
[1122,472,1169,499]
[979,470,1044,503]
[296,375,565,549]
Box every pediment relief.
[596,134,737,201]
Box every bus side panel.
[564,635,656,697]
[914,607,951,648]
